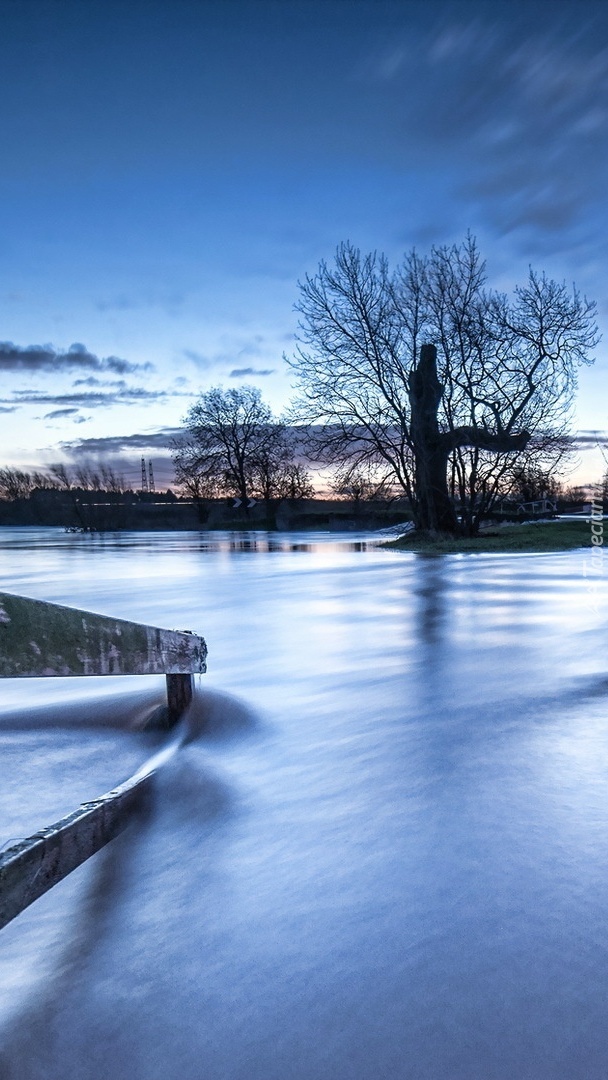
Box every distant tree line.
[0,463,185,531]
[0,463,128,500]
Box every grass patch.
[384,519,592,554]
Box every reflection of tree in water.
[409,554,458,722]
[415,555,447,649]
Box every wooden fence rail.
[0,591,207,928]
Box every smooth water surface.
[0,527,607,1079]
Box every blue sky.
[0,0,606,489]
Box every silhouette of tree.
[173,386,310,505]
[289,236,599,534]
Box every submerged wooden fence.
[0,591,207,929]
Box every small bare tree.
[276,462,315,500]
[330,462,397,503]
[173,386,297,507]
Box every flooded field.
[0,527,606,1079]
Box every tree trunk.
[409,344,461,534]
[409,344,531,536]
[237,473,249,514]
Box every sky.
[0,0,607,490]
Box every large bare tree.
[288,237,599,534]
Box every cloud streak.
[0,341,153,376]
[43,407,81,419]
[367,7,608,254]
[182,334,276,374]
[59,428,184,456]
[0,387,192,409]
[72,376,132,388]
[574,431,608,450]
[96,289,185,313]
[229,367,276,377]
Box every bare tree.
[330,461,398,503]
[73,464,102,490]
[288,237,599,535]
[51,462,125,493]
[173,386,290,506]
[172,440,224,500]
[249,426,314,501]
[506,463,563,505]
[288,245,417,506]
[249,423,292,502]
[275,462,315,500]
[0,467,60,499]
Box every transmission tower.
[140,457,148,492]
[148,459,155,493]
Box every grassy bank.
[384,519,593,554]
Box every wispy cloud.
[0,387,188,409]
[95,294,136,312]
[182,348,219,369]
[43,407,81,420]
[365,9,608,258]
[0,341,154,376]
[574,430,608,450]
[427,18,608,245]
[60,428,184,456]
[182,334,272,373]
[72,376,129,388]
[229,367,276,377]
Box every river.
[0,526,607,1079]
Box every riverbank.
[0,495,408,532]
[385,519,592,553]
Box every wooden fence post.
[166,672,194,725]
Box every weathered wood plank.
[0,730,183,929]
[0,778,147,929]
[0,591,207,677]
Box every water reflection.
[0,526,376,556]
[414,554,448,646]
